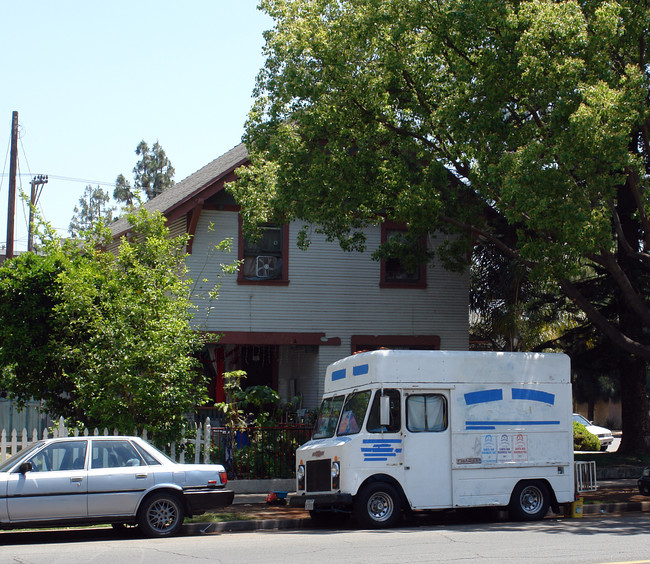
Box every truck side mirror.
[380,395,391,427]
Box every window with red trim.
[238,219,289,284]
[380,223,426,288]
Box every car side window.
[132,442,162,465]
[27,441,87,472]
[91,440,144,469]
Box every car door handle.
[70,477,84,483]
[135,474,148,479]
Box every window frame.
[406,393,448,433]
[379,222,427,288]
[366,389,401,434]
[237,217,289,285]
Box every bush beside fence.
[211,425,312,480]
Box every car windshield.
[574,414,590,426]
[0,441,44,473]
[312,395,345,439]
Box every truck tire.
[509,481,550,521]
[354,482,402,528]
[137,492,185,537]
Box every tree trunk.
[617,354,650,454]
[616,179,650,454]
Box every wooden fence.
[0,417,214,464]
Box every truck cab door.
[402,390,452,509]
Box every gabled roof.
[111,143,248,238]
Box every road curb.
[582,501,650,515]
[185,501,650,534]
[185,518,312,535]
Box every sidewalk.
[185,478,650,535]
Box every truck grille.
[306,459,331,492]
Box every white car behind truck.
[291,350,594,527]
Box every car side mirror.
[18,461,33,474]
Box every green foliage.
[114,140,175,208]
[235,385,281,426]
[573,421,601,452]
[230,0,650,351]
[68,185,114,237]
[231,0,650,452]
[0,209,206,443]
[214,370,249,429]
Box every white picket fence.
[0,417,213,464]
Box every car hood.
[586,424,611,436]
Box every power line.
[0,172,116,187]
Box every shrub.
[573,421,600,451]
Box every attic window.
[238,220,289,284]
[380,223,427,288]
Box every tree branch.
[560,278,650,360]
[587,249,650,327]
[437,213,534,267]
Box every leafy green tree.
[0,210,205,443]
[114,140,175,207]
[230,0,650,453]
[68,185,114,237]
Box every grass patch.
[575,452,650,468]
[185,512,256,523]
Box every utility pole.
[5,111,18,259]
[28,175,48,252]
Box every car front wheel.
[138,492,185,537]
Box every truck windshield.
[313,395,345,439]
[337,390,372,436]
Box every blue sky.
[0,1,272,251]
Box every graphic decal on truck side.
[361,439,402,462]
[464,388,555,406]
[463,387,558,430]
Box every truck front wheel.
[354,482,402,528]
[509,481,550,521]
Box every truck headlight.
[331,461,340,490]
[297,464,305,490]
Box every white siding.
[186,210,469,407]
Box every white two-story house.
[111,143,469,410]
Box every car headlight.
[642,467,650,478]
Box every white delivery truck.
[290,350,592,527]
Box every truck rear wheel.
[509,481,550,521]
[354,482,402,528]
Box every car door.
[87,439,155,517]
[6,440,88,522]
[402,390,453,509]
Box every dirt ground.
[581,483,647,504]
[217,483,648,522]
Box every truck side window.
[406,394,447,432]
[366,389,401,433]
[337,391,371,436]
